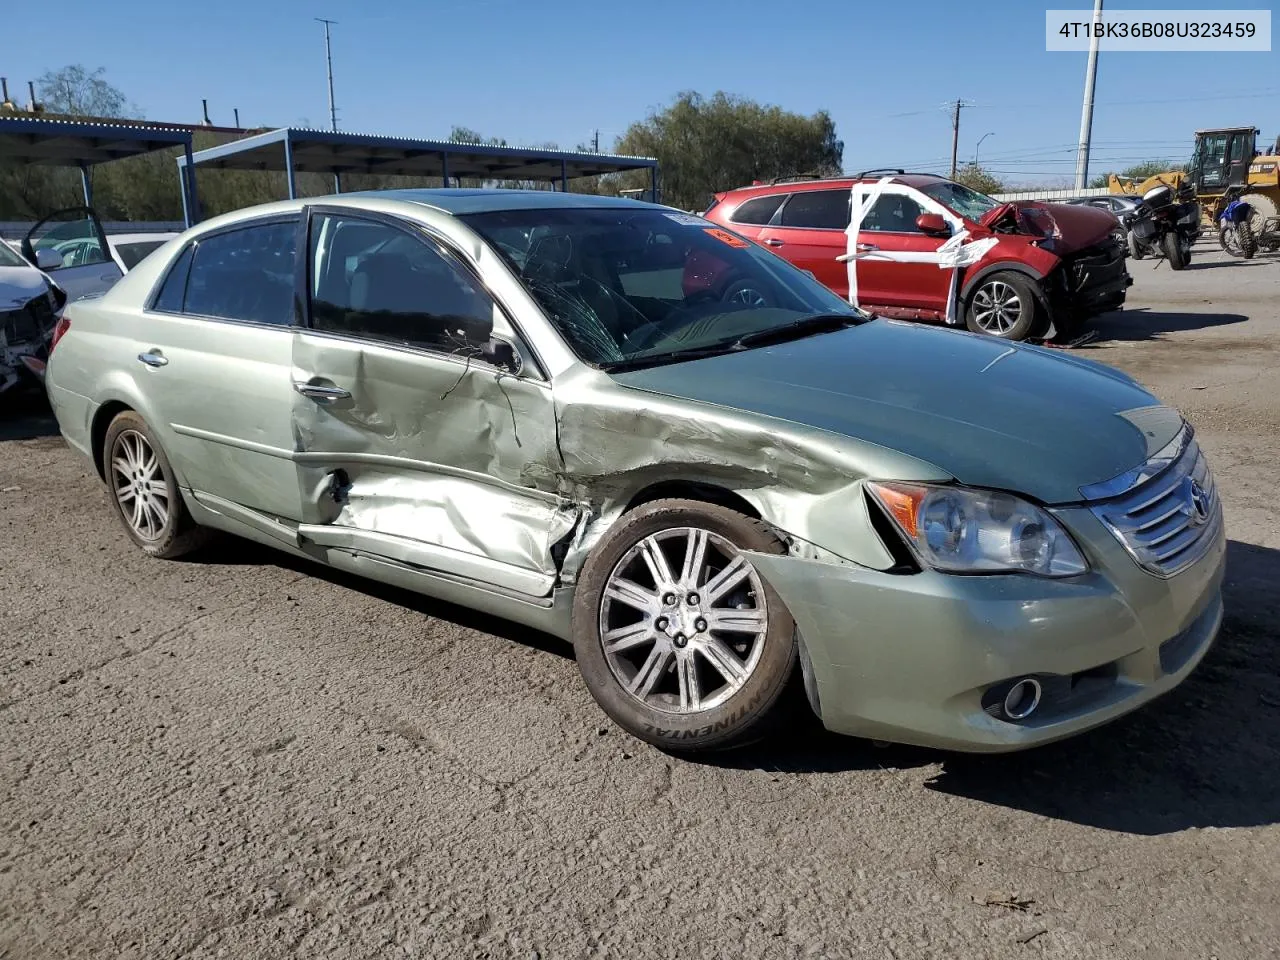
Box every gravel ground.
[2,243,1279,960]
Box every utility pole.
[316,17,338,132]
[592,129,600,153]
[949,99,968,179]
[1074,0,1104,188]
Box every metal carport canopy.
[177,126,659,212]
[0,116,199,225]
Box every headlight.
[867,482,1088,577]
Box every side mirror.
[35,248,65,271]
[915,213,950,237]
[483,338,523,375]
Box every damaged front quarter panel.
[547,364,952,582]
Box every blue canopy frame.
[0,116,200,226]
[177,127,659,219]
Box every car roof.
[336,187,669,216]
[717,174,948,199]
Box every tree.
[953,163,1004,195]
[612,91,843,211]
[36,65,139,119]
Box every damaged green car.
[44,190,1225,753]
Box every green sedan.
[42,190,1225,753]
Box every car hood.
[610,320,1182,505]
[979,201,1116,253]
[0,264,50,306]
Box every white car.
[0,238,64,395]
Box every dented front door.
[291,209,577,598]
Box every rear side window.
[730,194,785,226]
[183,221,298,325]
[152,245,194,313]
[778,189,851,229]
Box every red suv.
[703,172,1132,342]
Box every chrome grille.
[1088,433,1221,578]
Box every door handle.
[762,238,785,247]
[100,271,120,281]
[293,381,352,404]
[137,351,168,368]
[856,243,879,252]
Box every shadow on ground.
[196,520,1280,834]
[1085,307,1249,344]
[0,391,58,442]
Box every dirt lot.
[2,244,1279,960]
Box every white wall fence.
[990,187,1115,203]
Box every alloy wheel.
[971,280,1022,335]
[598,527,768,714]
[110,429,170,540]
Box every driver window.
[29,213,110,270]
[860,194,927,233]
[309,215,494,355]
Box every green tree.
[36,65,139,119]
[612,91,843,211]
[953,163,1004,195]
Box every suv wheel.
[965,273,1041,341]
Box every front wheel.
[1236,219,1257,259]
[571,499,798,752]
[965,273,1041,341]
[1161,231,1187,270]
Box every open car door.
[22,207,123,301]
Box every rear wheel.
[1237,219,1257,259]
[965,273,1040,341]
[571,499,798,752]
[103,411,207,559]
[1161,231,1187,270]
[1127,229,1145,260]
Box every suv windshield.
[459,207,861,369]
[919,180,1000,221]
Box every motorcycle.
[1217,186,1257,260]
[1126,182,1201,271]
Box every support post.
[181,140,200,226]
[79,164,93,207]
[650,166,658,204]
[441,151,450,187]
[560,158,568,193]
[1074,0,1104,189]
[283,132,298,200]
[333,171,342,194]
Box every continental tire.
[571,499,798,752]
[103,411,208,559]
[1161,232,1187,270]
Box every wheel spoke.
[676,652,701,711]
[705,608,765,634]
[144,498,167,535]
[639,536,675,589]
[140,450,159,479]
[679,528,708,590]
[145,480,168,499]
[702,555,751,605]
[604,577,659,614]
[602,621,655,654]
[110,456,131,480]
[697,637,747,684]
[628,644,672,699]
[115,483,136,502]
[130,496,144,532]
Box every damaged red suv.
[703,172,1132,342]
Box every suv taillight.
[49,315,71,352]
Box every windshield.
[459,208,861,368]
[919,181,1000,221]
[0,240,28,269]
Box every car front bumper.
[744,507,1226,752]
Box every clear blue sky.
[8,0,1279,185]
